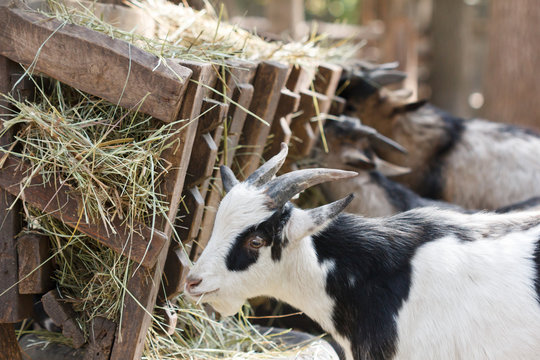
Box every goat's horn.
[351,123,408,154]
[265,169,358,208]
[246,143,288,187]
[220,165,239,192]
[370,132,408,154]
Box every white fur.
[443,119,540,209]
[395,227,540,359]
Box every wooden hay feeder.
[0,1,349,359]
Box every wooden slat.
[83,317,116,360]
[235,61,289,179]
[176,186,205,245]
[0,324,23,360]
[0,7,192,123]
[42,290,86,348]
[265,89,300,159]
[17,232,53,294]
[289,90,330,159]
[312,63,342,97]
[0,155,167,268]
[110,62,217,360]
[185,99,228,188]
[286,65,315,93]
[224,83,255,166]
[0,56,34,323]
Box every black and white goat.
[185,144,540,360]
[340,64,540,210]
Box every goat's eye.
[248,236,265,249]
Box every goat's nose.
[185,276,202,293]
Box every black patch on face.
[369,171,466,213]
[312,212,473,359]
[417,107,466,200]
[534,238,540,304]
[225,204,292,271]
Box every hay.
[1,79,180,232]
[42,0,358,67]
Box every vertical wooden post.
[110,61,213,360]
[0,55,31,360]
[235,61,289,179]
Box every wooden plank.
[0,55,34,323]
[157,60,216,233]
[0,7,192,123]
[235,61,289,179]
[286,65,314,93]
[17,232,53,294]
[185,99,228,188]
[0,155,167,268]
[0,324,23,360]
[42,290,86,348]
[224,83,255,166]
[312,63,342,97]
[265,89,300,159]
[83,317,116,360]
[110,62,217,360]
[289,90,330,159]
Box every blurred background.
[185,0,539,131]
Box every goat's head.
[340,62,426,135]
[184,144,357,316]
[317,116,410,177]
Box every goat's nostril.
[186,276,202,293]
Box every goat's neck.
[268,236,341,337]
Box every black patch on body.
[312,212,472,359]
[369,171,465,213]
[226,204,292,271]
[495,196,540,214]
[415,106,466,200]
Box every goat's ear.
[285,195,354,241]
[374,156,411,177]
[339,74,379,100]
[393,99,427,114]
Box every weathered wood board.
[0,7,192,123]
[42,290,86,348]
[0,55,35,323]
[17,232,53,294]
[265,88,300,159]
[235,61,289,179]
[0,323,23,360]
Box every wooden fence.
[0,2,349,359]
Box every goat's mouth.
[187,288,220,298]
